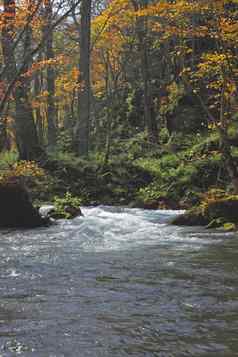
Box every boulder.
[171,207,209,226]
[0,180,49,228]
[171,196,238,230]
[49,205,83,220]
[204,196,238,223]
[39,204,83,220]
[128,197,179,210]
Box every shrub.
[0,160,45,184]
[53,192,82,219]
[0,151,18,170]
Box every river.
[0,206,237,356]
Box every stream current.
[0,206,238,356]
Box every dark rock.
[171,207,209,226]
[48,211,64,220]
[204,196,238,223]
[0,181,49,228]
[127,200,143,208]
[143,197,179,210]
[40,204,83,220]
[172,196,238,229]
[64,205,82,218]
[143,200,159,210]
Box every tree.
[0,0,81,160]
[76,0,92,156]
[1,0,44,160]
[44,0,57,149]
[177,1,238,192]
[132,0,158,143]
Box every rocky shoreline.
[171,194,238,231]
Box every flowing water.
[0,206,238,356]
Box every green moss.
[223,223,236,231]
[0,151,18,170]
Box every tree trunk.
[1,0,44,161]
[103,56,112,166]
[220,129,238,193]
[218,82,238,193]
[0,119,7,152]
[34,69,45,146]
[141,40,158,143]
[77,0,92,156]
[133,0,158,144]
[44,0,57,149]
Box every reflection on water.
[0,206,237,356]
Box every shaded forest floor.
[1,131,238,230]
[26,131,234,210]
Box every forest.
[1,0,238,229]
[1,2,238,355]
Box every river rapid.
[0,206,238,356]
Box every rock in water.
[39,205,55,218]
[0,181,49,228]
[171,207,209,226]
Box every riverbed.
[0,207,237,356]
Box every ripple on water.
[55,207,224,252]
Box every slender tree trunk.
[219,129,238,193]
[77,0,92,156]
[219,83,238,193]
[103,55,112,166]
[1,0,44,161]
[34,71,44,146]
[133,0,158,143]
[44,0,57,149]
[0,119,7,152]
[141,39,158,143]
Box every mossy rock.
[171,207,209,226]
[172,195,238,229]
[50,205,82,220]
[204,196,238,223]
[223,222,236,231]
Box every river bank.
[1,132,238,229]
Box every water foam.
[58,206,221,252]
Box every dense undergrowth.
[134,132,228,208]
[1,129,238,229]
[0,130,232,209]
